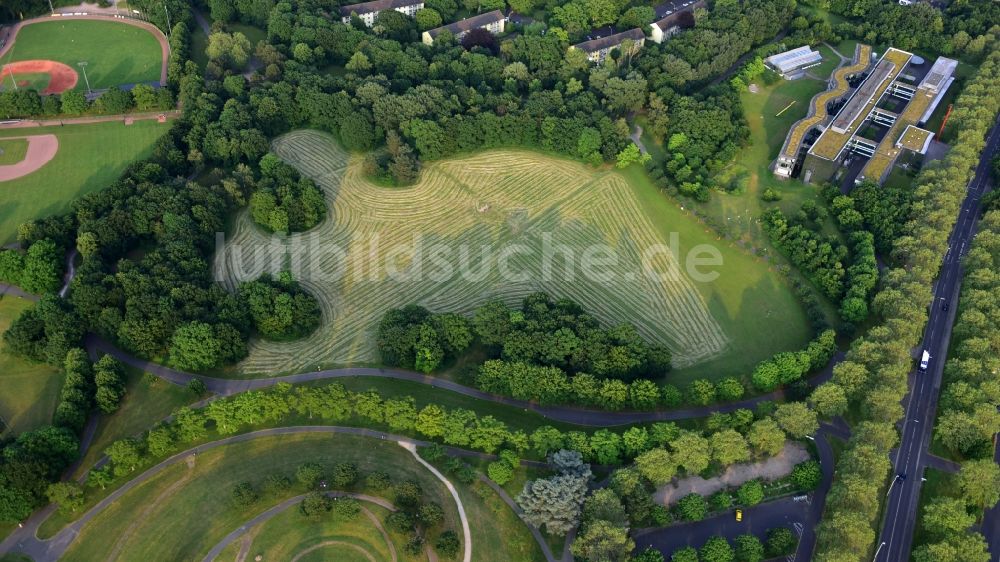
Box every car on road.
[919,350,930,371]
[735,509,742,522]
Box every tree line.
[812,42,1000,562]
[378,293,671,379]
[804,0,998,59]
[933,209,1000,457]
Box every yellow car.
[735,509,743,522]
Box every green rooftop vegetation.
[859,87,935,182]
[782,44,872,159]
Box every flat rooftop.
[809,48,912,161]
[858,84,935,182]
[919,57,958,94]
[766,46,822,74]
[781,44,871,159]
[897,124,933,153]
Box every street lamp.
[77,62,91,94]
[872,541,886,561]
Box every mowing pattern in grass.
[0,120,169,243]
[60,433,458,562]
[0,296,62,437]
[0,138,28,165]
[237,502,399,562]
[1,20,161,90]
[217,130,731,374]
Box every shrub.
[737,480,764,506]
[677,493,708,521]
[487,460,514,485]
[436,530,461,558]
[230,481,259,507]
[765,527,797,557]
[791,460,822,490]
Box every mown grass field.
[0,138,28,165]
[71,367,194,478]
[0,120,169,243]
[0,20,162,89]
[224,502,402,562]
[216,130,811,381]
[0,296,62,437]
[60,433,462,562]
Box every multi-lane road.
[874,114,1000,562]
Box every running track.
[0,13,169,85]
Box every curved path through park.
[0,12,169,86]
[87,334,843,427]
[0,426,481,562]
[202,492,399,562]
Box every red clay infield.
[0,135,59,181]
[0,60,79,94]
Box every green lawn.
[71,367,195,478]
[0,138,28,165]
[237,503,401,562]
[229,23,267,47]
[425,450,548,562]
[910,467,962,550]
[60,433,460,562]
[812,44,842,78]
[664,70,843,335]
[222,131,814,384]
[1,20,162,89]
[0,72,51,94]
[0,120,169,244]
[620,164,814,384]
[701,75,828,236]
[0,296,62,437]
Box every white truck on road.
[919,350,931,371]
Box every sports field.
[60,433,460,562]
[0,19,162,90]
[216,130,811,380]
[0,138,27,165]
[0,296,62,437]
[0,119,170,243]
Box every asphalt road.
[635,422,842,560]
[873,113,1000,562]
[635,494,810,556]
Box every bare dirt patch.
[0,60,78,94]
[654,441,810,505]
[0,134,58,182]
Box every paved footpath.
[88,333,844,427]
[0,110,180,130]
[0,426,499,561]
